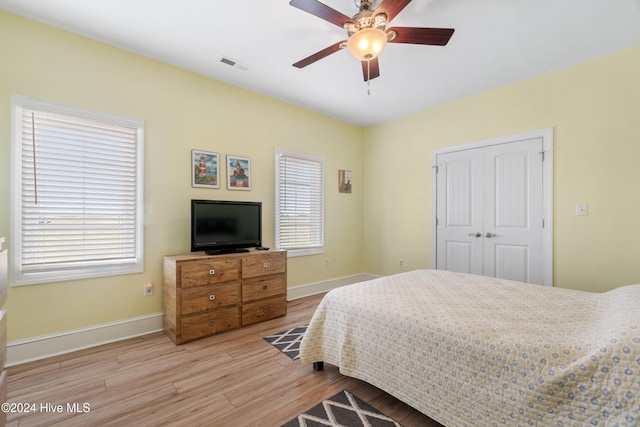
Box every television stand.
[163,250,287,344]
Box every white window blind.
[275,149,324,256]
[11,95,144,285]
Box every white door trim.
[431,128,554,286]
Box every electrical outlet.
[325,258,330,268]
[576,203,588,216]
[144,280,154,296]
[399,259,404,267]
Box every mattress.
[299,270,640,426]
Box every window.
[10,95,144,285]
[275,149,324,256]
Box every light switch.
[576,203,588,216]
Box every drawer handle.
[262,263,269,268]
[209,294,215,301]
[209,320,215,326]
[262,285,268,291]
[209,269,215,275]
[262,307,269,313]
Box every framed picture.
[227,155,251,190]
[192,150,220,188]
[339,169,352,193]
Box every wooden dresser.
[163,250,286,344]
[0,237,7,427]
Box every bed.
[299,270,640,426]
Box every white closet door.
[435,148,484,275]
[482,139,544,284]
[435,137,544,284]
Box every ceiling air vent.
[220,56,250,71]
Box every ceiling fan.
[289,0,455,84]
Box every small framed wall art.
[227,155,251,190]
[192,150,220,188]
[338,169,352,193]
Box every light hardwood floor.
[6,294,443,427]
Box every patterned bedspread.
[299,270,640,426]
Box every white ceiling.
[2,0,640,127]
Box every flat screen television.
[191,199,262,254]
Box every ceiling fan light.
[347,28,387,61]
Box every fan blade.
[293,40,346,68]
[361,57,380,81]
[374,0,413,23]
[289,0,355,28]
[387,27,455,45]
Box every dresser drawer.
[181,282,240,316]
[179,259,239,288]
[0,370,6,427]
[242,275,286,303]
[0,310,5,371]
[242,253,286,279]
[181,306,240,343]
[242,297,287,326]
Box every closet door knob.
[485,233,496,238]
[468,232,481,238]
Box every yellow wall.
[363,45,640,293]
[0,12,365,341]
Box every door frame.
[431,128,554,286]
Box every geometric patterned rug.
[263,325,308,360]
[281,389,403,427]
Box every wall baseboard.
[286,273,378,300]
[7,273,378,366]
[7,313,163,367]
